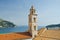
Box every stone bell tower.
[28,6,38,38]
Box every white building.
[28,6,38,38]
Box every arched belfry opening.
[34,26,36,30]
[28,6,38,38]
[30,6,36,15]
[34,17,36,22]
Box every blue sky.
[0,0,60,26]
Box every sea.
[0,26,43,34]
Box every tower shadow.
[15,32,32,37]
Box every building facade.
[28,6,38,38]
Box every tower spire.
[31,5,34,9]
[30,5,36,15]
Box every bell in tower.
[28,6,38,38]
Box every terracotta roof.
[34,28,60,40]
[0,32,32,40]
[40,30,60,39]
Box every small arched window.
[34,18,36,22]
[34,26,36,30]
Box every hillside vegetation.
[0,19,15,28]
[46,24,60,28]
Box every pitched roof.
[40,30,60,39]
[34,28,60,40]
[0,32,32,40]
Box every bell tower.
[28,6,38,38]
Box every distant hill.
[0,19,15,28]
[46,24,60,28]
